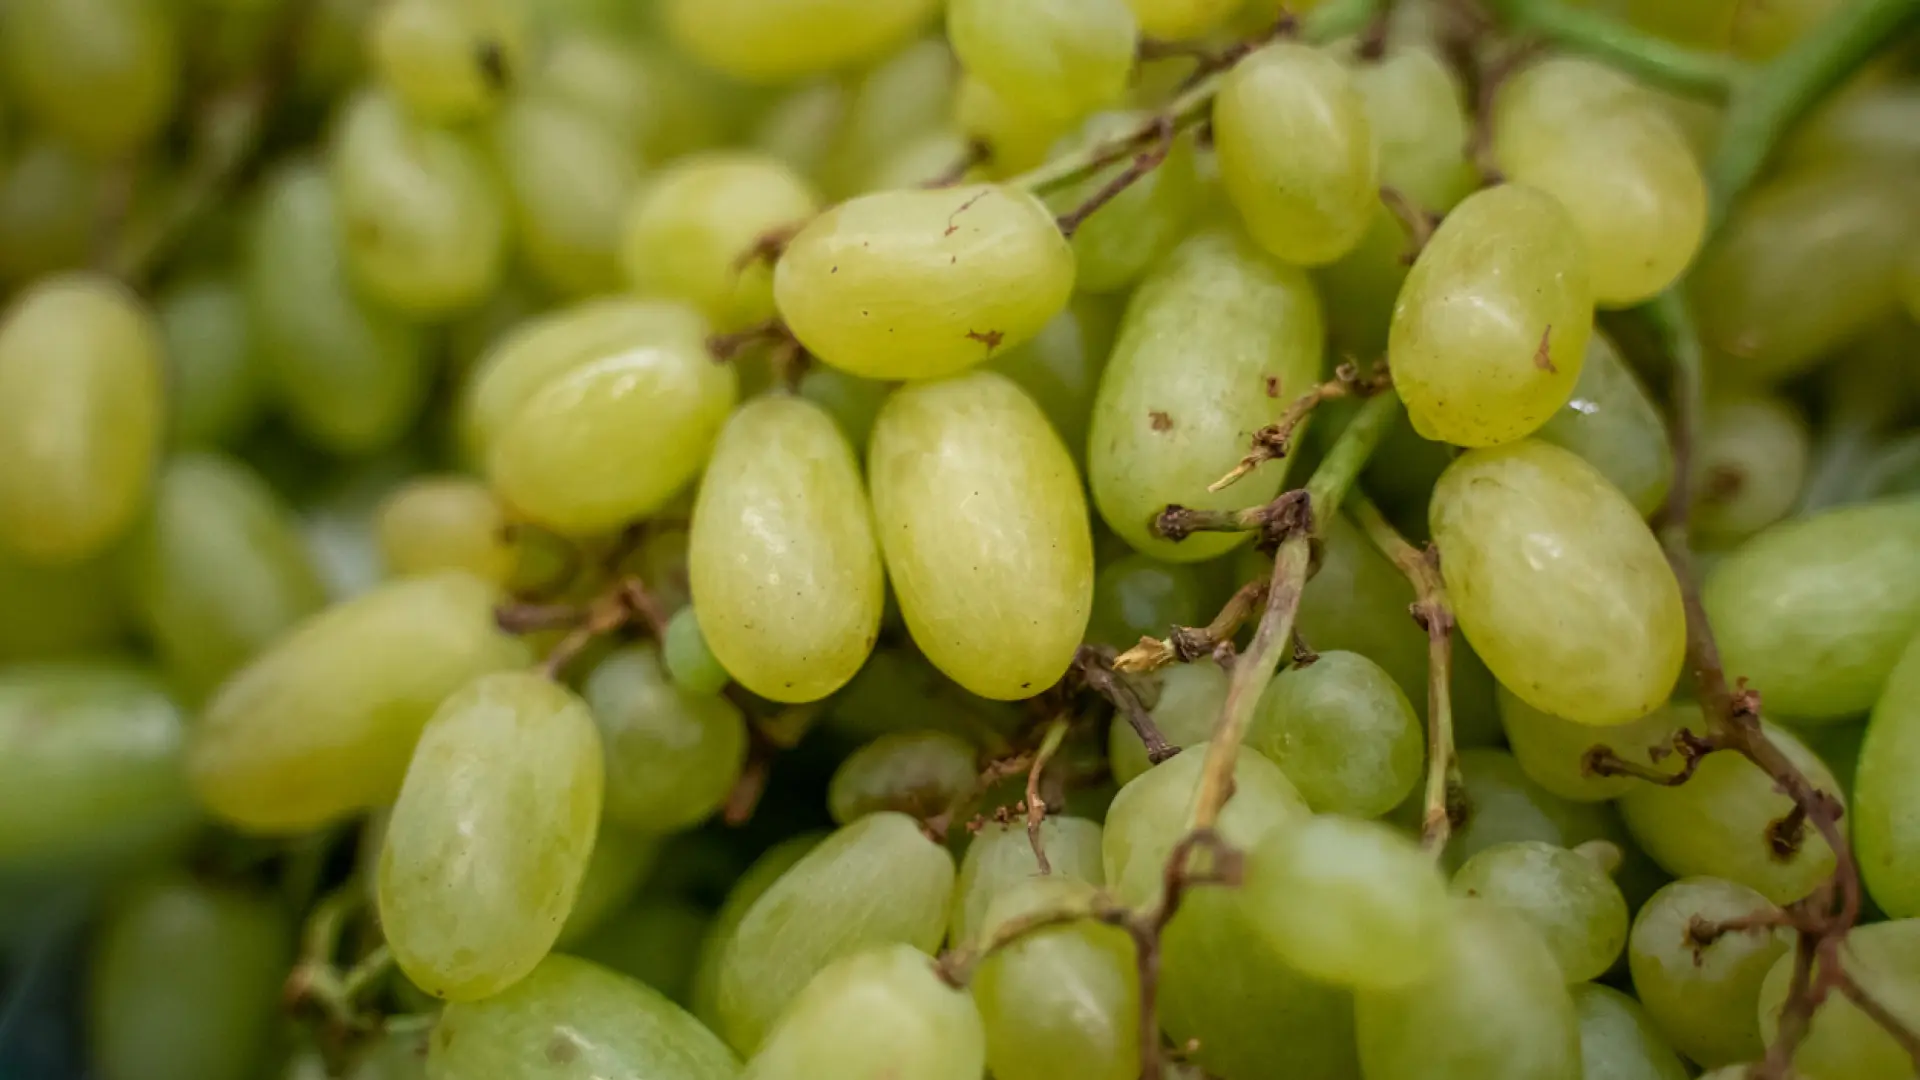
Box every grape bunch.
[0,0,1918,1079]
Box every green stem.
[1498,0,1746,98]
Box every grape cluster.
[0,1,1917,1079]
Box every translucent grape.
[0,0,177,159]
[661,605,732,696]
[1451,840,1628,983]
[155,277,262,450]
[973,876,1139,1080]
[664,0,940,83]
[1086,553,1204,650]
[1692,394,1811,545]
[556,824,661,947]
[375,475,517,587]
[987,296,1120,466]
[692,832,828,1027]
[1449,748,1634,871]
[818,39,959,197]
[1123,0,1237,39]
[1499,688,1688,802]
[1248,650,1424,818]
[1533,331,1674,517]
[1044,116,1202,293]
[828,731,978,825]
[1107,661,1223,785]
[582,644,747,835]
[741,943,984,1080]
[1627,877,1790,1067]
[950,816,1105,946]
[956,75,1072,176]
[368,0,526,125]
[490,93,641,297]
[1860,630,1920,916]
[1756,919,1920,1080]
[0,138,108,287]
[948,0,1134,122]
[1571,983,1689,1080]
[0,550,125,662]
[578,900,710,1004]
[823,644,1025,747]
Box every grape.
[0,274,162,565]
[973,876,1139,1080]
[1354,897,1582,1080]
[1786,79,1920,170]
[0,549,125,661]
[1499,688,1688,802]
[664,0,940,83]
[1532,331,1675,518]
[819,39,960,197]
[951,816,1105,945]
[578,900,710,1004]
[0,138,108,287]
[490,93,642,298]
[1088,225,1324,561]
[87,876,291,1080]
[1106,661,1223,785]
[797,366,893,454]
[773,184,1076,381]
[374,475,518,587]
[1432,440,1685,725]
[429,954,739,1080]
[368,0,525,125]
[661,605,732,696]
[988,296,1121,467]
[1123,0,1238,39]
[824,644,1025,747]
[692,832,828,1027]
[956,74,1073,176]
[828,731,978,825]
[715,811,955,1052]
[740,943,985,1080]
[1691,394,1811,545]
[555,824,661,947]
[1248,650,1424,818]
[689,396,883,702]
[1756,919,1920,1080]
[1703,497,1920,721]
[868,371,1094,700]
[187,571,530,832]
[1448,748,1638,873]
[948,0,1136,122]
[750,80,850,182]
[620,153,821,333]
[1213,42,1379,267]
[1851,633,1920,917]
[1571,983,1689,1080]
[121,453,328,699]
[1491,57,1708,306]
[1627,876,1790,1067]
[1389,184,1593,447]
[1086,553,1205,649]
[1451,840,1628,983]
[155,277,262,450]
[1044,115,1202,294]
[582,644,748,834]
[0,0,177,159]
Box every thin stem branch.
[1210,363,1390,493]
[1495,0,1747,98]
[1077,646,1179,762]
[1113,579,1266,674]
[1025,719,1070,873]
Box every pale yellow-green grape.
[972,876,1139,1080]
[582,644,747,834]
[369,0,526,125]
[188,571,529,832]
[555,824,661,947]
[578,900,710,1004]
[741,943,985,1080]
[1107,661,1223,785]
[120,454,327,699]
[1248,650,1424,818]
[1703,497,1920,720]
[490,92,641,297]
[1692,161,1916,384]
[0,550,125,661]
[1533,331,1674,517]
[1432,440,1685,724]
[1086,552,1205,650]
[0,138,108,287]
[665,0,938,82]
[828,731,978,825]
[690,396,882,702]
[88,876,290,1080]
[1089,225,1323,561]
[245,162,428,455]
[1756,919,1920,1080]
[774,184,1076,381]
[950,816,1105,945]
[476,300,737,535]
[375,475,516,586]
[1692,394,1811,545]
[155,277,262,450]
[1355,897,1581,1080]
[1124,0,1237,38]
[662,605,732,696]
[620,153,820,333]
[955,74,1072,177]
[1447,748,1634,873]
[1498,688,1687,802]
[0,0,176,159]
[430,954,739,1080]
[749,79,849,183]
[329,90,506,317]
[818,38,960,197]
[1390,184,1594,446]
[715,812,955,1052]
[0,275,162,565]
[1450,840,1627,983]
[1628,876,1791,1066]
[1240,815,1450,989]
[988,296,1120,468]
[948,0,1135,122]
[863,129,976,194]
[1491,58,1707,307]
[1571,983,1689,1080]
[379,671,603,1001]
[797,367,892,453]
[1045,115,1202,294]
[692,832,829,1027]
[1214,42,1378,266]
[1861,634,1920,916]
[868,372,1093,700]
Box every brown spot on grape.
[475,40,511,90]
[546,1037,579,1064]
[944,190,989,236]
[1264,375,1282,398]
[967,328,1004,352]
[1533,326,1556,372]
[1149,410,1173,432]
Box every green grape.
[948,0,1135,123]
[369,0,524,125]
[1703,497,1920,721]
[1499,688,1687,802]
[1628,877,1790,1067]
[0,274,162,565]
[620,153,821,333]
[578,900,710,1004]
[1449,748,1633,870]
[773,184,1075,381]
[690,396,883,703]
[1849,634,1920,917]
[1692,394,1811,545]
[537,34,742,164]
[740,943,984,1080]
[295,0,380,96]
[88,876,291,1080]
[1756,919,1920,1080]
[692,832,829,1027]
[868,372,1094,701]
[797,366,893,453]
[329,90,506,317]
[1088,225,1324,561]
[121,453,328,699]
[246,161,428,455]
[853,128,975,193]
[715,812,955,1052]
[1086,553,1205,649]
[750,80,849,182]
[0,0,177,159]
[1044,115,1202,293]
[1451,840,1627,983]
[662,605,732,696]
[582,644,748,834]
[156,277,262,449]
[828,731,978,825]
[556,824,662,947]
[950,816,1105,945]
[1355,897,1581,1080]
[429,954,739,1080]
[1240,815,1449,989]
[0,138,108,286]
[819,38,960,197]
[987,295,1120,467]
[1785,78,1920,170]
[1571,983,1689,1080]
[824,644,1025,746]
[0,550,125,661]
[956,74,1072,176]
[973,876,1139,1080]
[188,570,530,832]
[374,475,518,586]
[1248,650,1424,818]
[491,92,641,297]
[665,0,939,83]
[1123,0,1237,39]
[1106,661,1223,785]
[1213,42,1378,266]
[1533,331,1674,517]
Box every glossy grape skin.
[692,833,829,1027]
[1499,689,1687,802]
[0,0,177,159]
[368,0,526,125]
[690,396,883,703]
[973,876,1139,1080]
[829,731,978,825]
[1451,840,1628,983]
[155,277,262,450]
[948,0,1135,122]
[1249,650,1424,818]
[741,943,985,1080]
[1390,184,1593,447]
[1089,225,1324,561]
[1703,497,1920,721]
[1693,395,1811,544]
[581,644,747,835]
[715,812,955,1053]
[1756,919,1920,1080]
[0,274,162,565]
[1107,661,1223,785]
[429,954,739,1080]
[1627,877,1790,1067]
[774,184,1075,381]
[988,296,1120,467]
[374,475,516,586]
[1533,332,1674,518]
[490,93,641,298]
[1572,983,1689,1080]
[1851,635,1920,917]
[661,605,731,696]
[88,876,291,1080]
[187,571,530,833]
[0,550,125,661]
[950,816,1105,945]
[1044,117,1202,295]
[868,371,1093,700]
[664,0,939,83]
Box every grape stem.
[1491,0,1747,98]
[1113,579,1266,674]
[1076,645,1181,763]
[1210,362,1392,493]
[1024,719,1071,873]
[1377,187,1441,264]
[283,886,390,1045]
